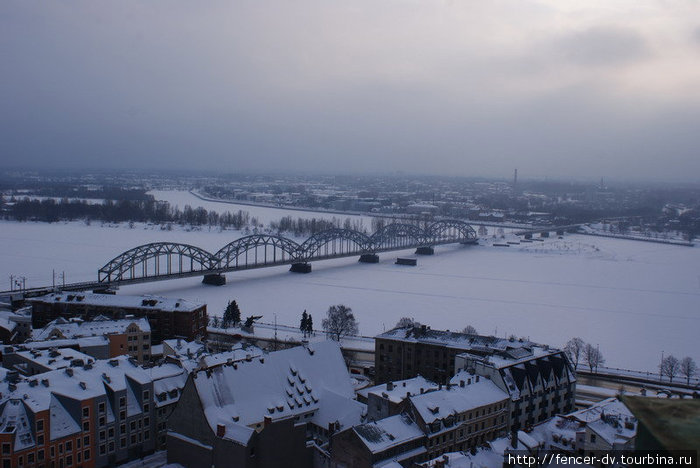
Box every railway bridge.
[97,219,478,286]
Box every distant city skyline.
[1,0,699,181]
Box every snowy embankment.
[1,191,698,375]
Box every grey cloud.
[555,27,650,66]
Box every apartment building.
[28,293,207,344]
[453,344,576,431]
[374,325,538,384]
[34,316,152,362]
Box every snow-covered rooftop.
[34,316,150,340]
[352,413,424,454]
[410,380,508,425]
[357,375,438,404]
[30,292,203,312]
[11,347,95,372]
[191,341,356,444]
[378,326,536,354]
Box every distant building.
[454,343,576,431]
[409,378,510,458]
[356,376,439,421]
[34,316,152,362]
[167,341,365,468]
[331,378,510,468]
[374,325,538,384]
[331,414,426,468]
[0,308,32,344]
[28,292,207,344]
[529,397,636,455]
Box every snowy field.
[1,193,698,373]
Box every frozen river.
[1,191,698,373]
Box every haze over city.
[2,0,700,180]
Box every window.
[84,449,90,461]
[66,455,72,466]
[82,421,89,432]
[2,443,10,454]
[82,407,89,418]
[120,438,126,448]
[38,450,44,461]
[120,411,126,421]
[144,430,150,440]
[119,397,126,408]
[99,444,106,455]
[77,438,81,449]
[99,416,105,427]
[143,390,150,400]
[59,443,63,454]
[108,428,114,438]
[130,435,136,444]
[130,421,136,431]
[591,434,596,443]
[144,417,150,426]
[28,453,34,464]
[37,419,44,431]
[143,403,149,412]
[37,435,44,446]
[66,441,72,452]
[98,402,105,413]
[83,436,90,446]
[108,442,114,452]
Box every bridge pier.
[290,263,312,273]
[415,246,434,255]
[202,273,226,286]
[358,254,379,263]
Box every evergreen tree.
[231,300,241,326]
[306,314,313,335]
[212,316,220,328]
[222,301,233,328]
[300,310,309,337]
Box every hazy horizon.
[2,0,699,182]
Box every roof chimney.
[264,416,272,428]
[386,382,394,391]
[460,380,465,388]
[476,375,480,382]
[217,424,226,437]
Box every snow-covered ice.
[1,205,698,374]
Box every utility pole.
[9,275,14,292]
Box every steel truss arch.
[299,228,372,259]
[213,235,302,269]
[426,220,477,243]
[98,242,215,283]
[370,223,427,250]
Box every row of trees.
[3,197,259,230]
[564,337,605,372]
[659,355,697,385]
[269,215,367,237]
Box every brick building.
[0,356,186,467]
[28,293,207,344]
[374,325,538,384]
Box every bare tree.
[583,343,605,373]
[660,355,681,383]
[680,357,697,386]
[395,317,417,329]
[322,304,359,341]
[462,325,478,335]
[564,337,585,370]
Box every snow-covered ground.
[1,202,698,374]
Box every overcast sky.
[1,0,699,181]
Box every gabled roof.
[191,341,355,443]
[352,414,424,454]
[410,380,507,425]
